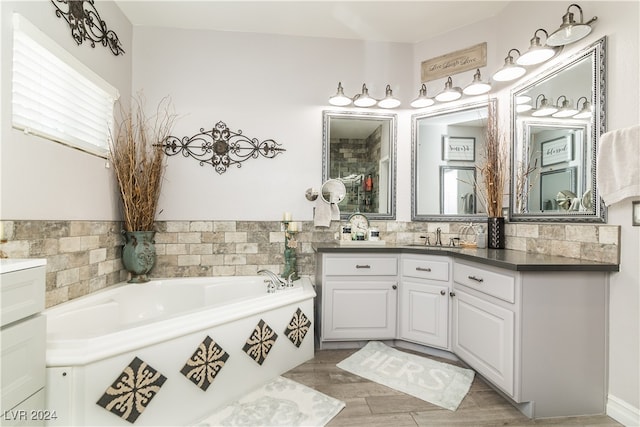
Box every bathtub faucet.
[258,269,293,292]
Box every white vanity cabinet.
[399,254,450,349]
[1,259,47,427]
[451,258,608,418]
[451,261,516,396]
[317,253,398,343]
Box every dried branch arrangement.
[515,149,539,213]
[109,95,176,231]
[476,101,508,218]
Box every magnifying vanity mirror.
[322,110,397,219]
[510,37,606,222]
[320,179,346,204]
[411,100,493,221]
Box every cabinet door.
[452,288,515,396]
[399,280,448,349]
[323,279,397,340]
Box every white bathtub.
[44,276,316,426]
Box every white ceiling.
[113,1,510,43]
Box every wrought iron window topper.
[158,121,285,175]
[51,0,124,56]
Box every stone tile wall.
[0,220,126,307]
[0,219,620,308]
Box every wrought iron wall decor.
[159,121,285,174]
[51,0,125,56]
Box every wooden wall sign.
[421,43,487,82]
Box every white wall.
[132,27,412,221]
[0,0,132,220]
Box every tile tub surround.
[0,219,620,307]
[0,220,126,307]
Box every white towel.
[331,203,340,220]
[314,199,341,227]
[596,125,640,206]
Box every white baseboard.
[607,394,640,427]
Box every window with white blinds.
[11,13,119,157]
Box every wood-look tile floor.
[282,347,623,427]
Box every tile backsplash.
[0,219,620,307]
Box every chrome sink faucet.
[435,227,442,246]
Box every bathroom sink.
[339,240,387,247]
[404,244,465,249]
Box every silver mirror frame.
[322,110,397,220]
[411,99,494,222]
[509,37,606,223]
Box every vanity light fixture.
[328,82,352,106]
[377,84,401,109]
[515,94,533,113]
[410,84,435,108]
[462,69,491,96]
[552,95,579,117]
[516,29,557,66]
[492,49,526,82]
[434,77,462,102]
[353,83,377,107]
[516,103,533,113]
[573,96,593,118]
[531,94,558,117]
[546,3,597,47]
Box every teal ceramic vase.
[122,230,156,283]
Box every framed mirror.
[322,110,396,219]
[411,100,493,221]
[510,37,606,222]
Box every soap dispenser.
[476,225,486,249]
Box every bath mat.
[194,376,345,426]
[337,341,474,411]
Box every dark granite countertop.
[313,243,619,272]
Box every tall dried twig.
[109,94,176,231]
[515,150,539,213]
[476,102,508,218]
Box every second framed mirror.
[411,100,493,221]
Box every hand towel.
[596,125,640,206]
[314,199,332,227]
[331,203,341,220]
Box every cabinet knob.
[449,291,456,297]
[440,289,446,296]
[392,284,398,290]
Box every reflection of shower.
[461,193,475,214]
[338,174,363,210]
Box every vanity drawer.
[1,266,45,327]
[454,261,515,303]
[324,256,397,276]
[402,257,449,282]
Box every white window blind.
[12,13,119,157]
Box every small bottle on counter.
[476,225,486,249]
[341,225,352,241]
[368,227,379,241]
